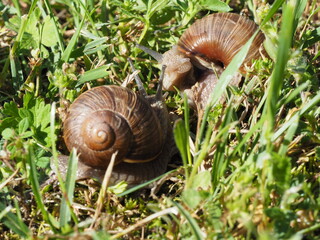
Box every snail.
[53,62,175,186]
[138,12,267,110]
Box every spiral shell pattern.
[177,13,265,70]
[63,85,164,169]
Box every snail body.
[139,13,267,110]
[55,65,175,186]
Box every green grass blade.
[8,15,29,89]
[293,0,307,33]
[84,37,108,55]
[12,0,22,17]
[50,102,79,230]
[173,119,190,180]
[312,49,320,60]
[10,52,24,90]
[27,145,59,230]
[273,91,320,141]
[261,0,285,26]
[74,0,105,58]
[189,120,237,189]
[59,148,78,228]
[277,81,310,107]
[171,201,205,240]
[29,0,39,14]
[263,0,297,145]
[60,18,85,64]
[50,102,63,182]
[187,126,212,189]
[13,198,27,233]
[278,113,299,156]
[211,106,234,187]
[99,1,108,36]
[183,93,193,166]
[231,115,267,157]
[0,203,31,238]
[296,223,320,236]
[76,65,111,86]
[117,169,176,197]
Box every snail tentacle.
[156,64,166,100]
[136,43,163,62]
[128,58,147,97]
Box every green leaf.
[265,207,295,237]
[271,153,291,191]
[18,118,30,135]
[191,170,212,190]
[265,207,284,219]
[3,101,19,118]
[278,81,310,107]
[183,93,192,166]
[33,99,51,130]
[18,108,33,123]
[302,27,320,49]
[23,91,35,109]
[150,7,175,25]
[182,189,203,209]
[200,0,231,12]
[6,15,21,32]
[41,16,59,47]
[211,106,234,187]
[2,128,15,140]
[0,117,18,133]
[35,157,50,168]
[20,8,41,50]
[231,115,266,157]
[20,131,33,139]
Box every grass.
[0,0,320,239]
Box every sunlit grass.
[0,0,319,239]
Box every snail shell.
[141,13,267,110]
[177,12,265,72]
[55,67,175,186]
[63,85,165,168]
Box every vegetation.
[0,0,319,239]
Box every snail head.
[136,44,194,91]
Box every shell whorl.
[177,12,265,70]
[63,85,164,169]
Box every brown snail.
[54,62,175,186]
[138,12,267,110]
